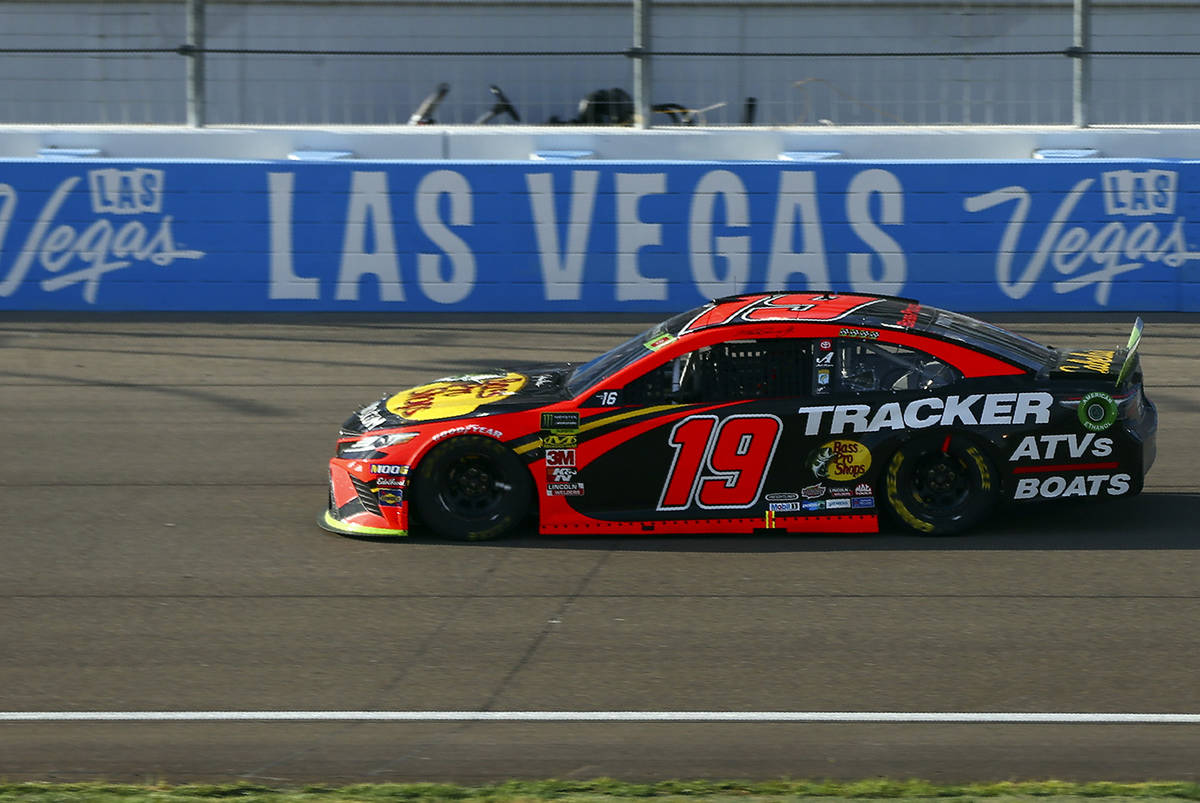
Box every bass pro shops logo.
[965,169,1200,305]
[0,169,204,303]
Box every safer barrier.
[1,160,1197,312]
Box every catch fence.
[1,0,1198,127]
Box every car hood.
[341,365,573,434]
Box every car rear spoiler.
[1115,317,1144,388]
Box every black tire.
[412,436,533,541]
[883,432,998,536]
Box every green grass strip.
[0,780,1199,803]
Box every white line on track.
[1,711,1198,723]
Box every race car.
[320,291,1156,539]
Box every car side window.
[622,339,810,404]
[838,340,961,393]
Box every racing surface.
[1,314,1197,783]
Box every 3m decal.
[898,303,921,328]
[797,392,1053,435]
[658,414,783,511]
[1009,434,1114,461]
[809,439,872,481]
[1078,392,1119,432]
[545,449,577,466]
[1060,350,1116,374]
[1013,473,1131,499]
[386,373,526,421]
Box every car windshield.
[566,306,700,396]
[929,310,1055,368]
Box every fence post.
[186,0,207,127]
[632,0,651,128]
[1072,0,1090,127]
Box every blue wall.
[2,160,1198,312]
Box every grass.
[1,780,1199,803]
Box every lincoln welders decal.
[0,169,204,304]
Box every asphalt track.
[1,313,1197,784]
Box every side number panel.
[658,414,783,511]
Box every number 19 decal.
[658,414,783,511]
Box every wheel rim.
[439,454,509,517]
[909,452,971,512]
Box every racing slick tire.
[412,436,533,541]
[883,432,999,536]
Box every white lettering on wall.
[964,170,1200,306]
[416,170,475,304]
[336,171,404,301]
[846,168,906,291]
[0,172,204,304]
[267,171,319,300]
[616,172,668,301]
[765,171,830,289]
[688,169,751,298]
[527,171,598,301]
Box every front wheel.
[412,436,532,541]
[883,433,998,536]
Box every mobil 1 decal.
[657,414,782,511]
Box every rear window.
[928,310,1054,369]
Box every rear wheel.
[412,436,532,541]
[883,433,998,535]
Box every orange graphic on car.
[385,373,527,421]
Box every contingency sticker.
[386,373,527,421]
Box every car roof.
[668,291,1055,370]
[674,292,927,335]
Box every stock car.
[320,291,1156,539]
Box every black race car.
[322,292,1155,539]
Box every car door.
[566,335,814,525]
